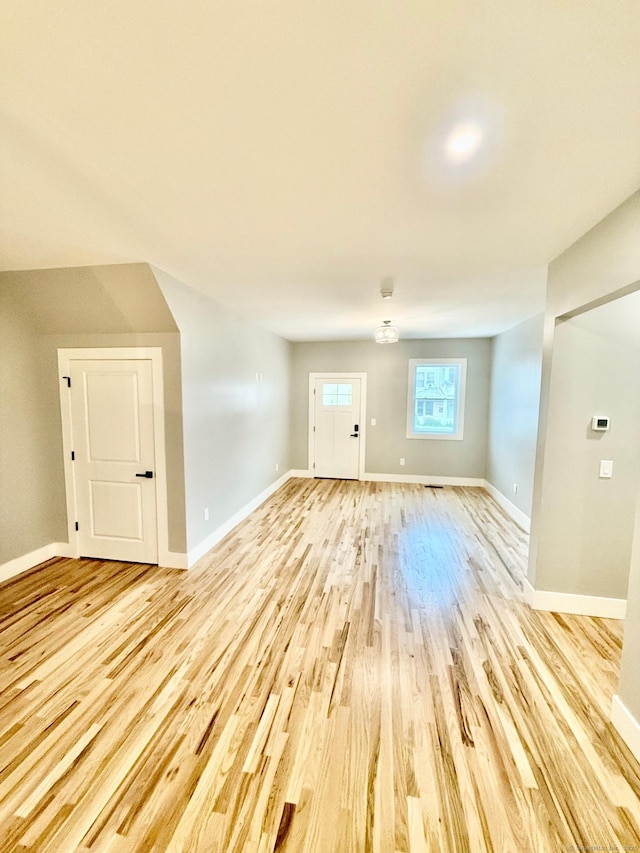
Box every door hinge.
[75,521,79,531]
[71,451,75,461]
[313,426,315,432]
[62,375,71,388]
[313,463,315,469]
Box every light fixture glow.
[445,122,483,162]
[374,320,399,344]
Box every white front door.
[67,359,158,563]
[313,377,361,479]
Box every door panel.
[70,359,158,563]
[313,377,361,479]
[84,371,142,463]
[90,481,144,540]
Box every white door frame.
[308,372,367,479]
[58,347,172,566]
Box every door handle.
[136,471,154,478]
[350,424,359,437]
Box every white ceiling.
[1,2,640,341]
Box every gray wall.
[154,270,291,552]
[532,319,640,598]
[0,264,188,561]
[527,190,640,726]
[291,338,491,478]
[530,192,640,584]
[0,293,62,562]
[487,314,544,517]
[544,191,640,319]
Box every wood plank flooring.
[0,479,639,851]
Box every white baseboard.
[611,694,640,764]
[362,472,486,487]
[522,577,536,607]
[483,481,531,532]
[187,471,294,567]
[1,470,296,579]
[0,541,75,584]
[1,542,191,578]
[291,470,485,487]
[523,577,627,618]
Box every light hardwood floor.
[0,479,639,851]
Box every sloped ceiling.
[0,264,178,334]
[1,2,639,340]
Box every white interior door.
[313,377,361,479]
[68,359,158,563]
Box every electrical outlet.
[203,507,209,521]
[275,463,279,472]
[370,418,376,426]
[513,483,518,494]
[399,458,405,466]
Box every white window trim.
[406,358,467,441]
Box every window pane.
[322,383,353,406]
[322,383,338,405]
[337,383,352,406]
[412,363,461,435]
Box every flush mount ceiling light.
[374,320,400,344]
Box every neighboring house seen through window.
[406,358,467,440]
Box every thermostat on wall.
[591,416,610,431]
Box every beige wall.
[291,338,491,478]
[487,314,544,517]
[154,270,291,552]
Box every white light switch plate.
[599,460,613,479]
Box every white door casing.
[58,348,172,565]
[309,373,367,479]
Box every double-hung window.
[406,358,467,440]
